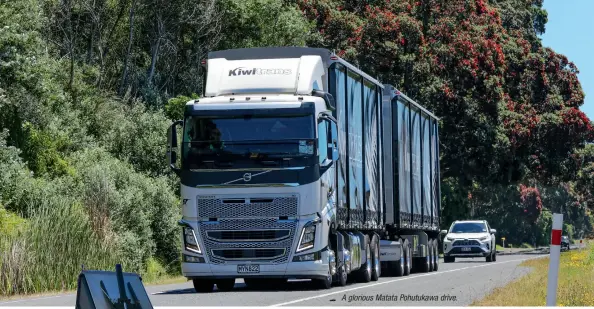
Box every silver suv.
[441,220,497,263]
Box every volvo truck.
[166,47,442,292]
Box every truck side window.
[318,119,328,164]
[330,120,338,160]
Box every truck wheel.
[403,239,411,276]
[334,265,348,286]
[428,241,434,272]
[315,271,333,290]
[394,240,405,277]
[432,239,439,271]
[193,279,214,293]
[418,246,430,273]
[216,279,235,292]
[370,234,381,281]
[355,238,372,283]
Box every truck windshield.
[450,223,487,233]
[182,114,316,169]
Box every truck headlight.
[183,227,202,254]
[293,250,322,262]
[296,222,316,252]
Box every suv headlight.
[296,222,316,252]
[183,227,202,254]
[479,236,489,241]
[446,236,455,241]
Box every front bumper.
[444,242,491,257]
[181,251,330,280]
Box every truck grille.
[197,195,298,218]
[212,248,286,260]
[452,239,481,246]
[198,218,297,264]
[206,229,291,242]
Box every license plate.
[237,264,260,273]
[461,247,471,252]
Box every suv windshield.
[450,222,487,233]
[182,114,315,169]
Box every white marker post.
[546,213,563,306]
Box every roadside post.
[546,213,563,306]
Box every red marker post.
[546,213,563,306]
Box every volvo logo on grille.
[243,173,252,182]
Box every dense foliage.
[0,0,592,295]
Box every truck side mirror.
[167,120,183,175]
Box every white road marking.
[269,257,542,307]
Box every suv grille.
[452,239,481,246]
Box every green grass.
[0,201,122,295]
[0,203,184,297]
[472,241,594,306]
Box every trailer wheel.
[403,239,411,276]
[394,239,405,277]
[417,245,430,273]
[370,234,381,281]
[355,236,372,283]
[216,279,235,292]
[432,239,439,271]
[193,279,214,293]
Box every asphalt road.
[0,254,547,307]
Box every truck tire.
[193,279,214,293]
[355,237,372,283]
[403,239,411,276]
[315,271,333,289]
[432,239,439,271]
[334,264,348,286]
[393,239,405,277]
[370,234,381,281]
[216,279,235,291]
[428,241,434,272]
[418,246,430,273]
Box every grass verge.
[472,241,594,306]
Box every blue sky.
[540,0,594,121]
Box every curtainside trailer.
[165,47,441,292]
